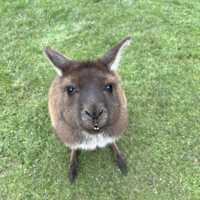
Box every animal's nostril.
[98,110,103,118]
[85,110,93,118]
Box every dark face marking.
[60,61,121,134]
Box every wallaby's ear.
[44,47,75,76]
[99,37,132,71]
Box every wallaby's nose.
[82,103,105,122]
[84,109,103,121]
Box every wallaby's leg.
[110,143,128,175]
[68,149,79,183]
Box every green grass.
[0,0,200,199]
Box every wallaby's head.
[45,37,131,135]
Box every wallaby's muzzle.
[80,102,108,132]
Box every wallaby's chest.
[69,132,117,150]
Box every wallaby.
[44,37,131,183]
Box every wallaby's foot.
[68,150,79,183]
[110,143,128,175]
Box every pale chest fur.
[67,131,118,150]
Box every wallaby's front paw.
[116,153,128,175]
[68,163,77,183]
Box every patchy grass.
[0,0,200,199]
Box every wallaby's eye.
[104,84,113,93]
[65,85,77,95]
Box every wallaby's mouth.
[93,121,100,131]
[80,121,105,134]
[93,125,100,131]
[87,125,102,133]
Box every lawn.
[0,0,200,199]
